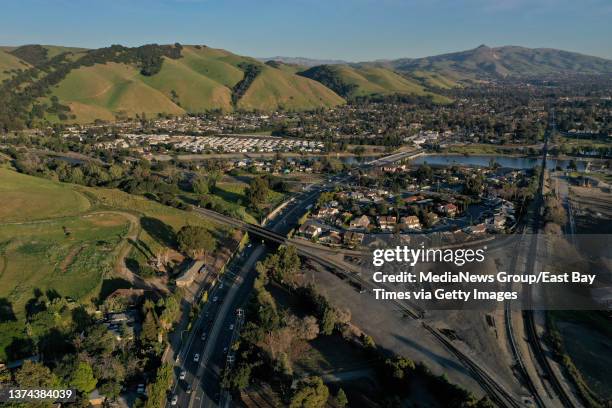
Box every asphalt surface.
[167,186,323,408]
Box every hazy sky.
[1,0,611,60]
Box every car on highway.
[213,296,218,302]
[171,395,178,405]
[186,385,192,394]
[201,332,206,341]
[193,353,200,362]
[229,324,234,331]
[179,370,186,380]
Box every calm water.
[413,154,588,171]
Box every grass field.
[0,214,129,317]
[78,185,223,267]
[0,169,225,361]
[0,168,90,222]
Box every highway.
[168,187,322,407]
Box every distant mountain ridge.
[383,44,612,79]
[258,56,348,67]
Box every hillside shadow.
[141,216,176,248]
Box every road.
[168,187,322,408]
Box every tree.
[141,310,159,345]
[415,163,433,183]
[144,363,173,408]
[276,245,301,282]
[15,360,60,388]
[335,388,348,408]
[321,307,338,335]
[14,361,60,408]
[177,225,216,258]
[192,176,209,194]
[245,177,269,208]
[289,376,329,408]
[222,363,251,391]
[70,361,97,394]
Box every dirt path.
[98,210,169,294]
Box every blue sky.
[1,0,610,60]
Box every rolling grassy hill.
[238,63,345,110]
[52,62,186,122]
[298,64,451,102]
[48,45,345,122]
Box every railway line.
[517,112,577,408]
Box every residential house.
[377,216,397,231]
[437,203,458,217]
[466,223,487,234]
[300,223,322,239]
[319,230,342,246]
[349,215,371,230]
[343,231,364,247]
[400,216,421,230]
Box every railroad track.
[423,322,522,408]
[519,114,576,408]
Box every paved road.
[167,187,322,408]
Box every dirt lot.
[569,185,612,234]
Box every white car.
[193,353,200,362]
[213,296,218,302]
[179,370,186,380]
[201,332,207,341]
[171,395,178,405]
[229,324,234,331]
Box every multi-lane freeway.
[167,186,323,407]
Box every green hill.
[45,45,345,122]
[52,62,186,122]
[238,64,345,111]
[298,64,450,102]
